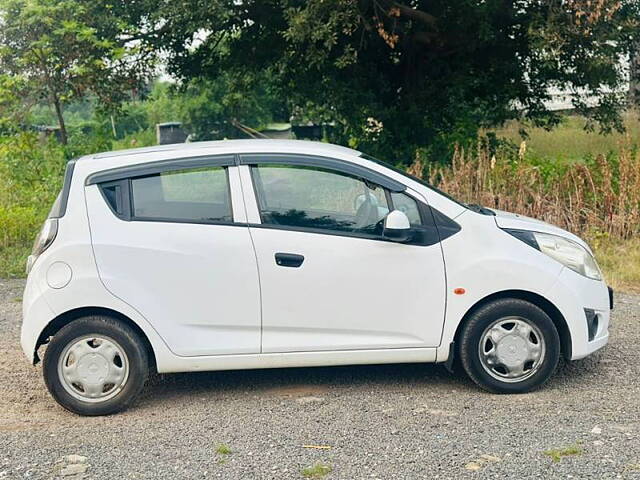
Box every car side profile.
[21,139,612,415]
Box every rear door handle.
[275,252,305,268]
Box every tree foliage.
[142,0,639,161]
[0,0,156,143]
[175,71,287,140]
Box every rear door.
[85,156,261,357]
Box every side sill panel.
[155,347,437,374]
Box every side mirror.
[383,210,411,242]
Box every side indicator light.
[453,288,466,295]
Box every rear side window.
[101,183,123,215]
[130,167,232,223]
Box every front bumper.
[608,286,614,310]
[546,268,611,361]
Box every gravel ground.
[1,279,639,479]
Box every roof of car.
[83,139,360,162]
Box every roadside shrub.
[423,140,640,242]
[412,139,640,291]
[112,127,156,150]
[0,133,66,206]
[0,206,42,277]
[64,125,113,160]
[0,128,639,289]
[0,133,67,277]
[0,205,41,249]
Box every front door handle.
[275,252,305,268]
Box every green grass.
[215,444,232,455]
[301,463,332,478]
[0,206,47,278]
[0,245,31,279]
[494,113,640,161]
[594,237,640,294]
[543,443,582,462]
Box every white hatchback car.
[22,140,612,415]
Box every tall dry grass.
[416,142,640,243]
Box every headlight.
[504,229,602,281]
[26,218,58,274]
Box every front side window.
[131,167,232,222]
[252,164,391,235]
[359,152,468,209]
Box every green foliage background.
[1,0,640,287]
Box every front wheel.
[458,298,561,393]
[43,316,149,416]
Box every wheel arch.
[452,290,572,361]
[34,306,157,371]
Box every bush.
[112,127,157,151]
[0,206,42,277]
[413,138,640,291]
[423,140,640,241]
[0,133,67,277]
[0,133,66,206]
[1,128,639,291]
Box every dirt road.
[1,279,639,479]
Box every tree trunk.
[630,40,640,108]
[52,94,68,145]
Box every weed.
[426,141,640,242]
[215,444,232,455]
[543,444,582,462]
[594,237,640,293]
[301,462,332,478]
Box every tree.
[0,74,32,133]
[630,41,640,108]
[622,1,640,108]
[140,0,638,162]
[175,71,287,140]
[0,0,155,144]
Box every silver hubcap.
[58,335,129,403]
[478,317,545,383]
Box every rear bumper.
[20,275,55,364]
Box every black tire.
[43,315,149,416]
[458,298,560,394]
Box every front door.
[85,161,261,357]
[241,156,447,353]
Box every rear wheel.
[459,298,561,393]
[43,316,149,416]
